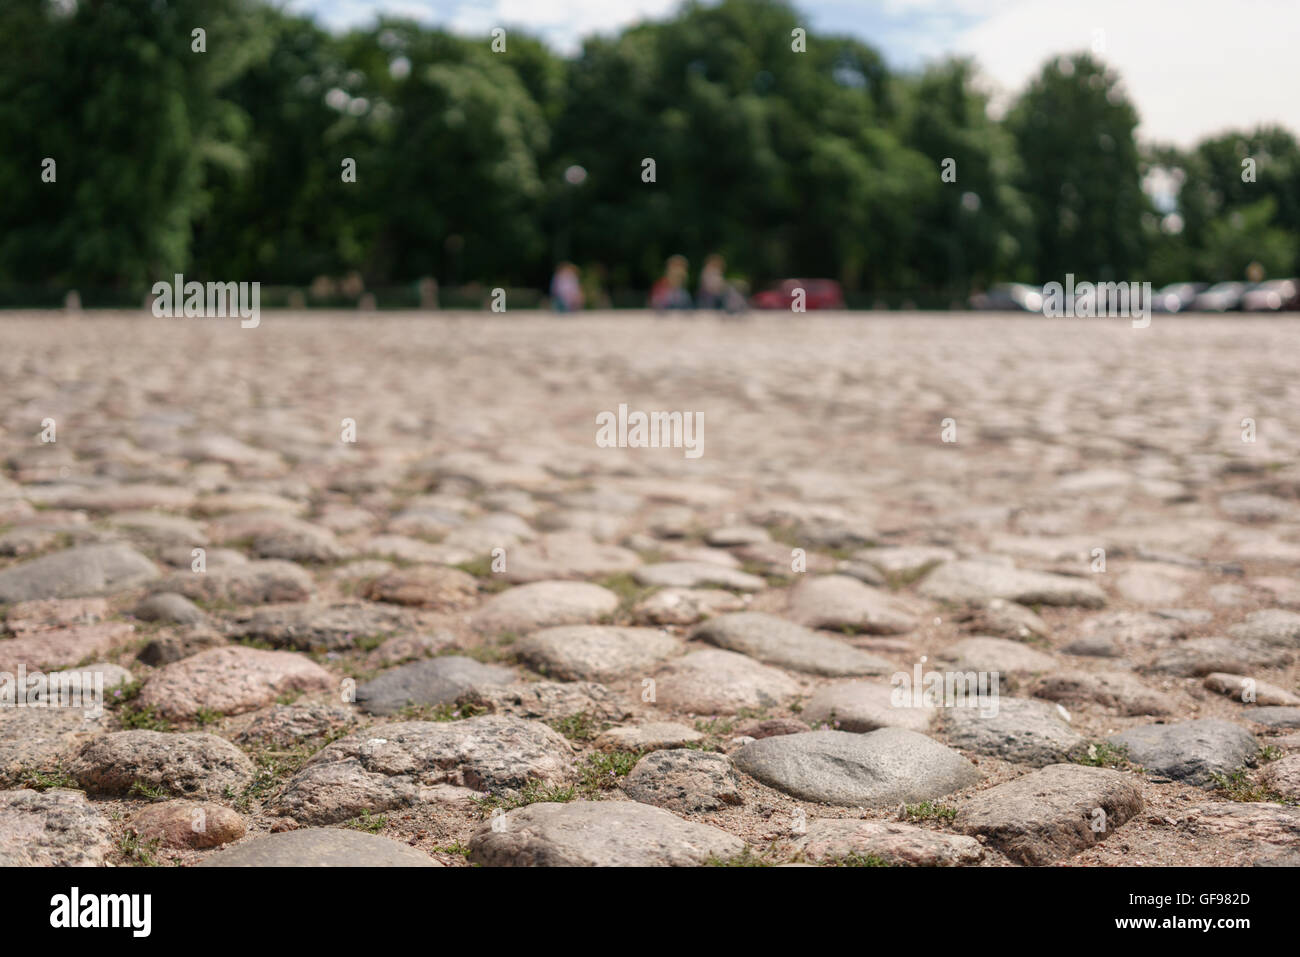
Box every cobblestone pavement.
[2,311,1299,866]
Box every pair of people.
[651,254,743,312]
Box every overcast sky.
[287,0,1300,147]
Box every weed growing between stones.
[397,700,491,722]
[16,768,79,791]
[547,712,607,742]
[116,830,162,867]
[474,780,578,816]
[1074,741,1134,770]
[705,846,777,867]
[128,781,170,801]
[578,750,642,794]
[901,801,958,823]
[1210,769,1285,804]
[118,703,174,732]
[344,810,388,833]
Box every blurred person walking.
[650,255,693,311]
[697,254,727,309]
[697,253,747,314]
[550,262,584,313]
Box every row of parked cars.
[1155,280,1300,312]
[971,279,1300,313]
[747,278,1300,312]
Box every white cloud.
[457,0,678,52]
[948,0,1300,145]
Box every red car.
[750,279,845,310]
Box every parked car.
[968,283,1044,312]
[750,279,844,310]
[1151,282,1207,313]
[1193,281,1251,312]
[1241,278,1300,312]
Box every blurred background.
[2,0,1298,310]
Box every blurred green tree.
[0,0,263,291]
[899,57,1032,295]
[1142,127,1300,284]
[1007,53,1148,281]
[1197,198,1299,280]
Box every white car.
[1193,282,1249,312]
